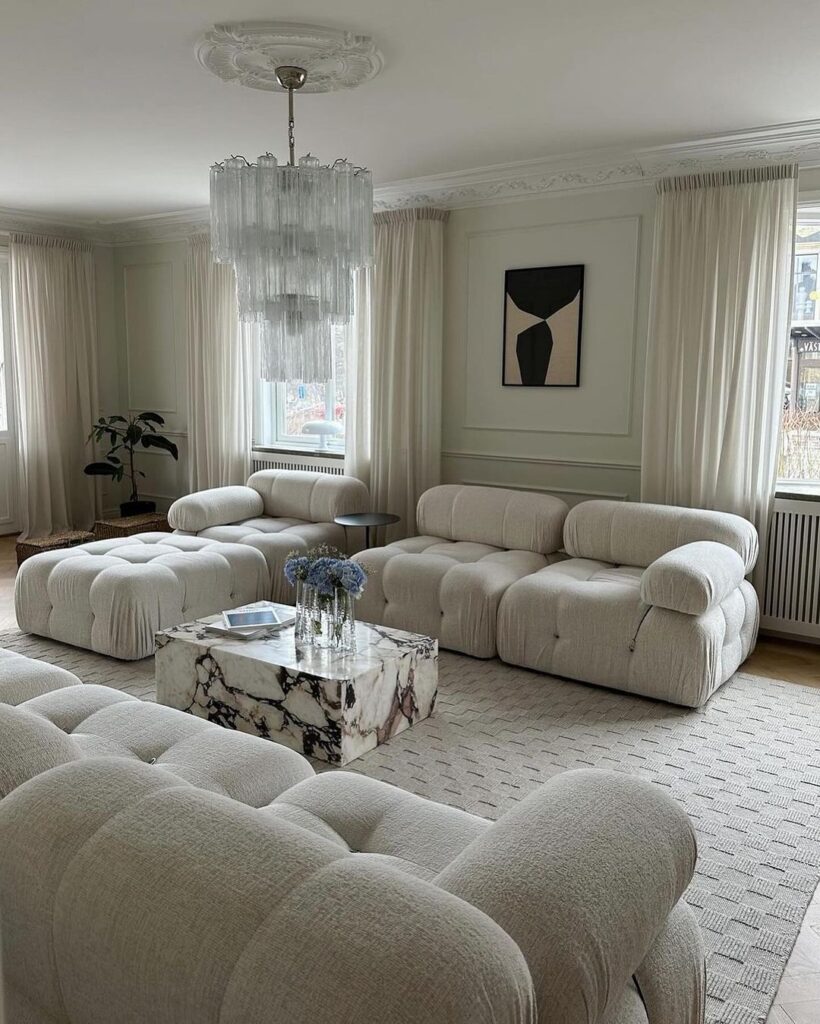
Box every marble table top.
[156,601,436,679]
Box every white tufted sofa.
[0,652,705,1024]
[498,500,759,707]
[352,484,569,658]
[15,533,269,661]
[168,468,370,603]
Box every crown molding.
[4,118,820,245]
[0,206,110,244]
[104,209,210,246]
[373,119,820,210]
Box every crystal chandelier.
[209,65,374,382]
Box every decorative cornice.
[373,119,820,210]
[104,209,210,246]
[0,206,109,244]
[4,118,820,245]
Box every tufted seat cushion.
[15,533,270,660]
[353,486,569,659]
[168,469,371,603]
[498,551,759,707]
[4,682,314,806]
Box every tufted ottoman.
[14,532,269,661]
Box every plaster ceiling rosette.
[195,22,384,93]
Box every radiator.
[250,449,344,476]
[761,497,820,640]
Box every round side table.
[334,512,401,549]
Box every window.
[254,326,346,451]
[779,209,820,487]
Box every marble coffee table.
[155,602,438,765]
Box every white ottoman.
[14,533,269,661]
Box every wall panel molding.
[442,450,640,472]
[462,214,640,437]
[122,261,178,415]
[458,477,629,502]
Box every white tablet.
[223,608,282,629]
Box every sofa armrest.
[640,540,745,615]
[435,769,697,1024]
[167,486,264,533]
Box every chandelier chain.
[288,87,295,167]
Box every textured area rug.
[2,627,820,1024]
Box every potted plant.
[84,412,179,517]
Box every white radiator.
[250,449,344,476]
[761,497,820,640]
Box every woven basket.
[16,530,95,567]
[93,514,170,540]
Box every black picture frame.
[502,264,584,387]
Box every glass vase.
[295,581,356,653]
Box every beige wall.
[94,167,820,515]
[441,184,655,505]
[99,239,189,513]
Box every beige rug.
[2,626,819,1024]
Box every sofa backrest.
[416,485,568,555]
[247,469,370,524]
[0,760,535,1024]
[563,500,759,571]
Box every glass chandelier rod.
[274,65,307,167]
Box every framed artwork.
[502,264,584,386]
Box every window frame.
[252,327,346,453]
[777,197,820,494]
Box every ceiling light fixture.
[199,23,382,382]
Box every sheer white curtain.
[10,233,99,539]
[345,208,448,539]
[187,235,253,490]
[641,165,798,584]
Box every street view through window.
[781,210,820,485]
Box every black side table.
[334,512,401,549]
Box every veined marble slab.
[155,602,438,765]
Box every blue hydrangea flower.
[284,555,310,585]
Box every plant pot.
[120,500,156,518]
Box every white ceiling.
[2,0,820,221]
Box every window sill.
[252,444,344,460]
[776,482,820,502]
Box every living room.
[1,3,820,1023]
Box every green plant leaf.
[138,412,165,425]
[141,434,179,459]
[106,455,121,464]
[109,415,127,423]
[84,462,118,477]
[125,424,143,446]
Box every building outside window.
[254,325,346,452]
[779,209,820,488]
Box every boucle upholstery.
[498,500,759,707]
[353,485,569,658]
[168,469,370,602]
[0,661,704,1024]
[15,533,269,660]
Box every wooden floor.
[1,531,819,1019]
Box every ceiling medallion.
[196,22,384,94]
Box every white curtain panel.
[349,208,448,540]
[187,235,252,491]
[344,267,373,487]
[10,233,99,539]
[641,164,798,585]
